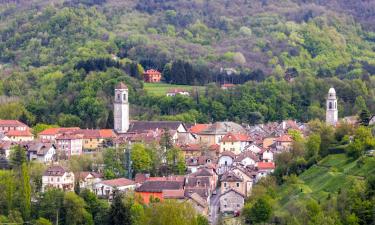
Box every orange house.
[135,180,184,204]
[143,69,162,83]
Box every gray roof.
[198,122,245,135]
[127,121,185,133]
[136,180,183,192]
[43,166,67,176]
[221,171,243,182]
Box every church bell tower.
[326,87,338,126]
[114,82,129,133]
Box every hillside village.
[1,83,369,224]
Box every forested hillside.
[0,0,374,128]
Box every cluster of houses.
[0,119,299,218]
[1,84,348,220]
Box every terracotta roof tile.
[0,120,27,127]
[6,130,33,137]
[275,134,293,142]
[116,82,128,89]
[39,127,80,135]
[100,178,134,187]
[189,124,210,134]
[256,162,275,170]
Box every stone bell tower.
[114,82,129,133]
[326,87,338,126]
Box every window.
[224,205,227,208]
[231,142,234,145]
[57,178,60,182]
[334,102,337,109]
[237,204,240,207]
[123,94,126,101]
[225,161,227,166]
[224,182,227,187]
[329,102,332,109]
[117,94,120,100]
[236,182,240,187]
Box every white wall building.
[114,82,129,133]
[42,166,74,192]
[326,87,338,125]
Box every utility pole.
[124,145,133,179]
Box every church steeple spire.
[114,82,129,133]
[326,87,338,125]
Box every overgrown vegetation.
[0,0,374,127]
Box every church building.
[113,82,195,144]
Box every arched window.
[117,94,120,100]
[123,94,126,101]
[334,102,336,109]
[329,102,332,109]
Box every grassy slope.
[143,82,205,96]
[274,154,375,217]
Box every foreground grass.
[143,82,205,96]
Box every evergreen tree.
[359,109,371,126]
[108,192,132,225]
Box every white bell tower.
[114,82,129,133]
[326,87,338,125]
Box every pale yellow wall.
[83,138,105,150]
[220,141,242,154]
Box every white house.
[244,143,263,154]
[261,149,274,162]
[219,132,252,154]
[234,151,259,167]
[27,142,56,163]
[42,166,74,192]
[166,89,190,97]
[76,172,103,191]
[94,178,135,198]
[217,151,236,175]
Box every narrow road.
[209,187,221,225]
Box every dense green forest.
[0,0,374,128]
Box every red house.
[143,69,162,83]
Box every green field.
[274,154,375,216]
[143,83,205,96]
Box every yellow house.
[197,122,246,146]
[219,132,252,155]
[76,129,116,150]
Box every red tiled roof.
[220,151,236,158]
[209,144,220,152]
[162,189,185,199]
[39,127,80,136]
[6,130,33,137]
[101,178,134,187]
[180,144,201,152]
[256,162,275,170]
[116,82,128,89]
[0,120,27,127]
[222,132,252,142]
[144,69,161,75]
[99,129,116,138]
[275,134,293,142]
[189,124,210,134]
[56,133,83,140]
[221,83,235,88]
